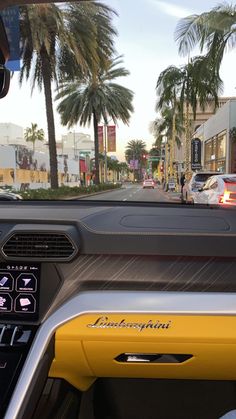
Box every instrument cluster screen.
[0,263,40,320]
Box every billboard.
[98,126,104,152]
[107,125,116,152]
[191,138,202,170]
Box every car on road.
[182,171,221,203]
[143,178,155,189]
[0,189,22,200]
[193,174,236,205]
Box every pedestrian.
[180,173,185,194]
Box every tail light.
[219,191,231,204]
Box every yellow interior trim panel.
[49,313,236,390]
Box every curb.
[157,187,181,202]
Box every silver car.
[182,171,221,203]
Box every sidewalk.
[157,185,182,203]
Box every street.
[79,183,180,202]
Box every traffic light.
[160,165,164,173]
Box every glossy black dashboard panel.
[0,201,235,257]
[0,201,235,323]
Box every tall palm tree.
[56,57,134,184]
[20,2,116,189]
[155,58,222,175]
[156,57,221,123]
[175,3,236,76]
[60,2,117,80]
[125,139,147,180]
[24,123,45,152]
[155,65,185,178]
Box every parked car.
[143,178,155,189]
[0,189,22,200]
[182,171,221,203]
[194,174,236,205]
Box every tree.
[156,58,222,124]
[56,57,134,184]
[125,140,147,180]
[175,3,236,76]
[24,123,45,151]
[155,58,222,175]
[20,2,116,188]
[150,106,184,149]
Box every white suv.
[182,171,222,203]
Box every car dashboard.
[0,200,236,418]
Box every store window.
[217,132,226,159]
[204,131,226,172]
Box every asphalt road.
[79,183,172,202]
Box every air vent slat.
[2,232,76,260]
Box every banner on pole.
[107,125,116,152]
[98,126,104,153]
[129,159,138,170]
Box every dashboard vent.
[2,232,76,260]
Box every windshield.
[0,0,236,204]
[194,174,217,183]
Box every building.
[0,123,24,146]
[193,99,236,173]
[58,132,95,185]
[174,97,236,171]
[60,132,94,159]
[0,122,49,152]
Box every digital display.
[0,263,40,320]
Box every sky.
[1,0,236,161]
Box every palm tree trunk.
[41,48,59,189]
[185,100,190,179]
[93,109,100,184]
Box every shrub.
[20,183,122,200]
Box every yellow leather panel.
[49,313,236,389]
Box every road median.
[19,183,123,200]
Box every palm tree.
[155,65,185,178]
[150,106,184,149]
[60,2,117,80]
[24,123,45,152]
[125,140,147,180]
[20,2,116,188]
[155,58,222,175]
[156,58,221,123]
[175,3,236,76]
[56,57,134,184]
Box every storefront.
[204,130,226,172]
[193,100,236,174]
